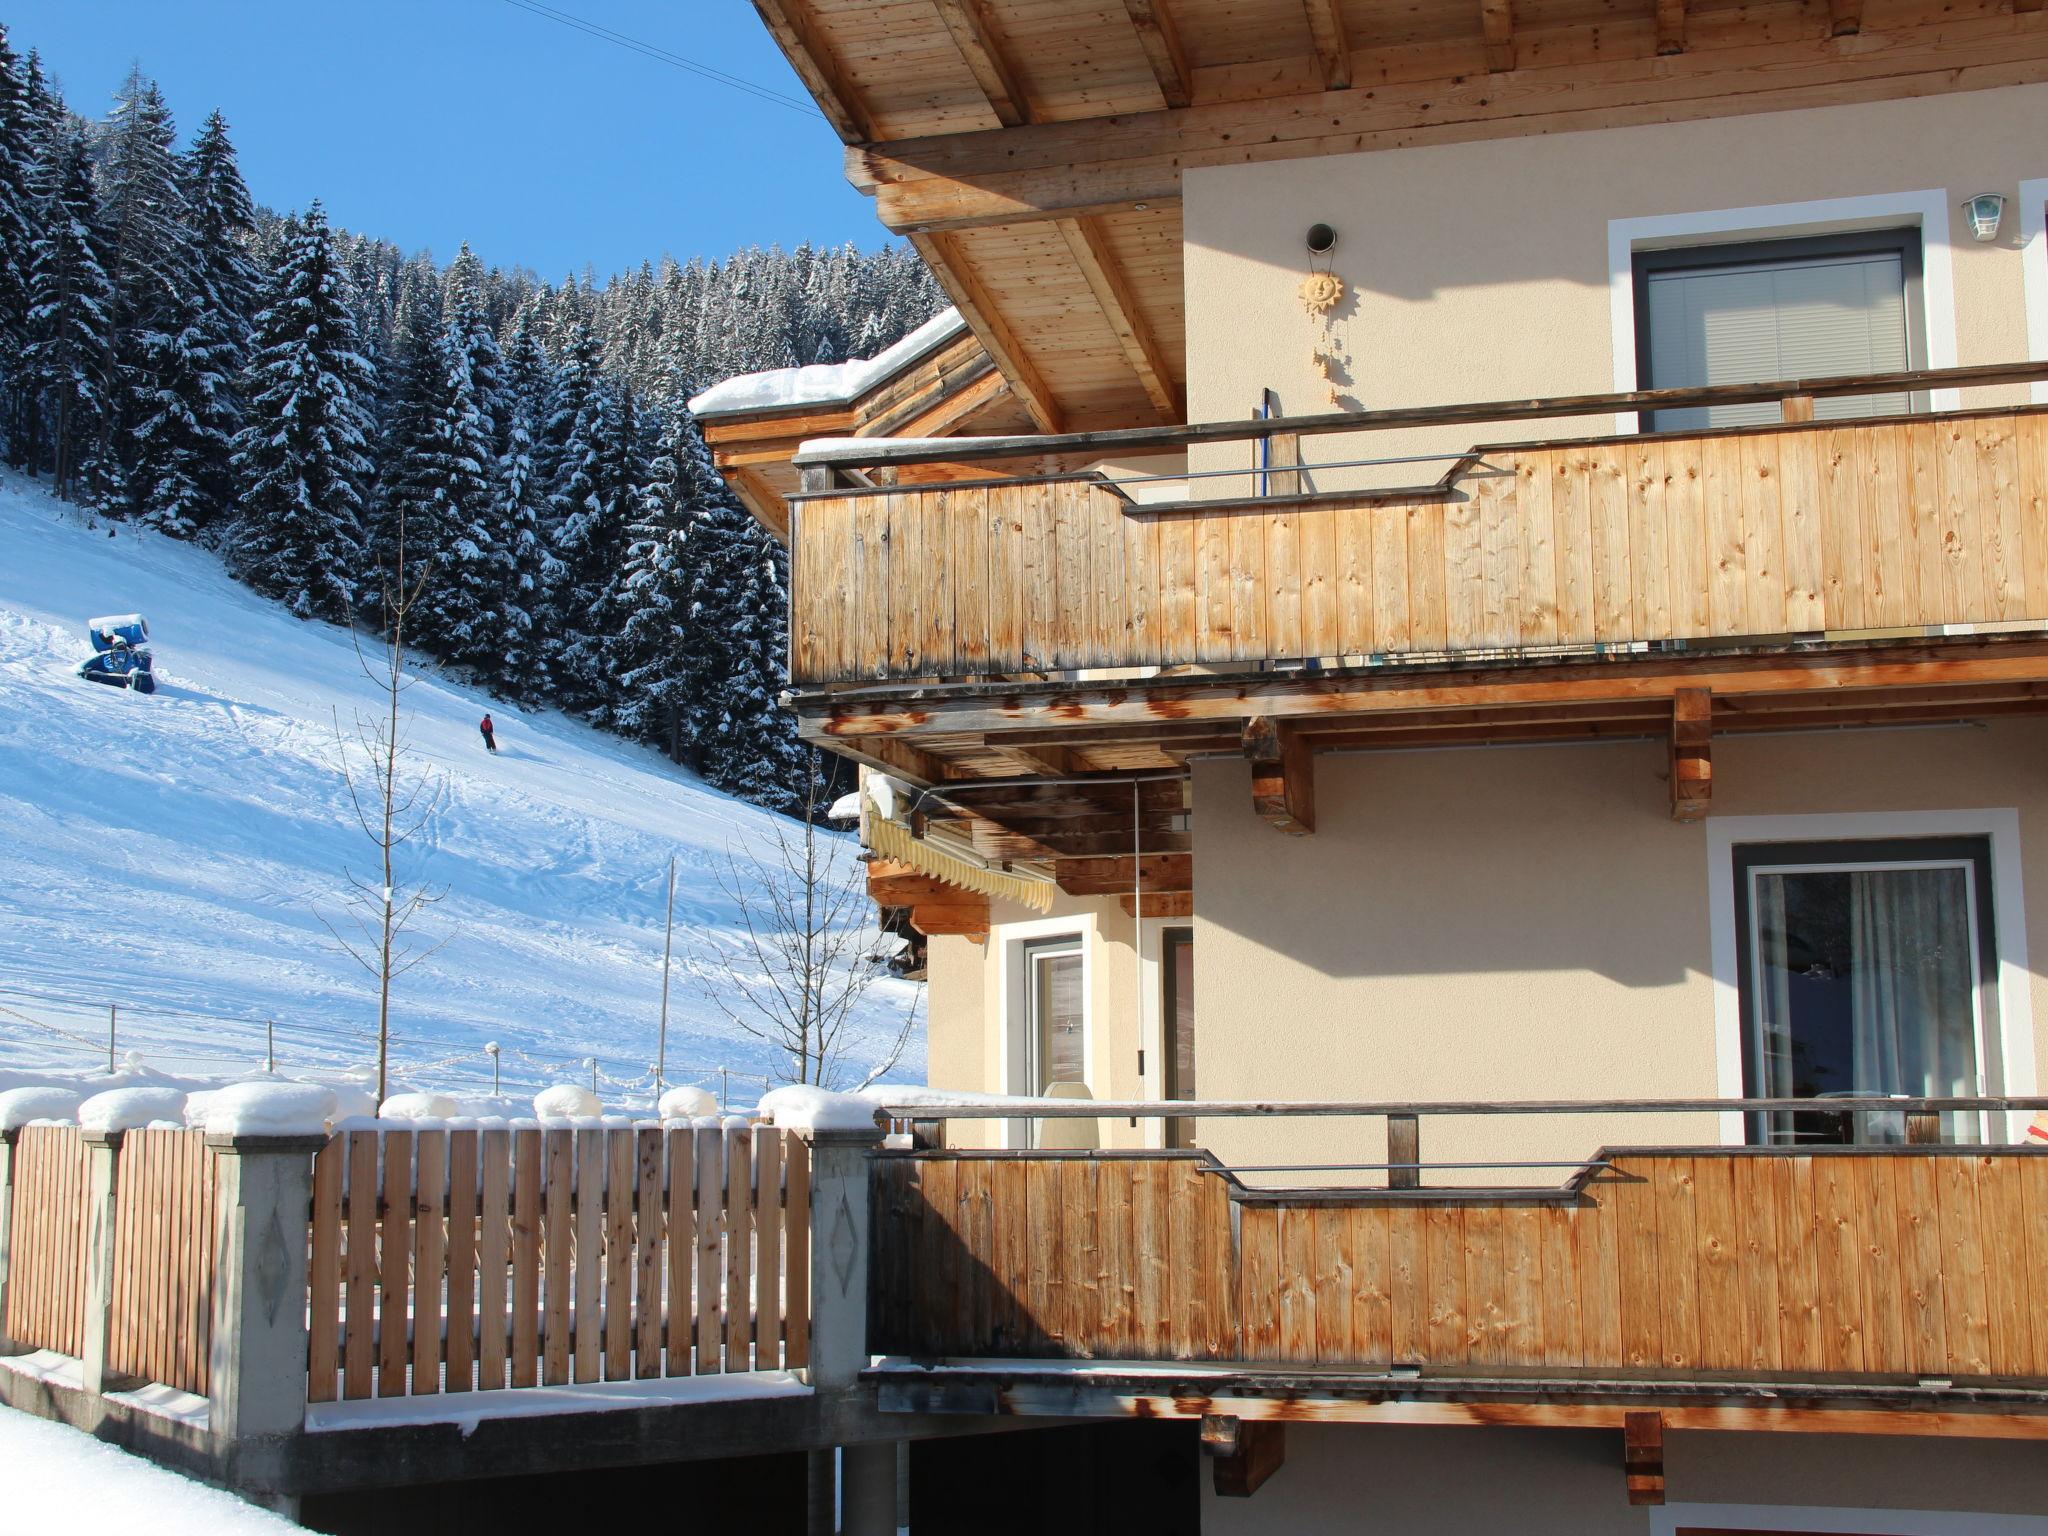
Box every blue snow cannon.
[76,613,156,694]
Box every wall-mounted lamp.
[1305,223,1338,256]
[1963,192,2006,243]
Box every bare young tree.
[317,523,448,1102]
[694,752,918,1089]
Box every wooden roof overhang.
[698,321,1039,540]
[795,633,2048,898]
[750,0,2048,434]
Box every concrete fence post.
[79,1129,124,1395]
[0,1129,17,1349]
[206,1134,324,1452]
[801,1124,890,1535]
[803,1125,883,1392]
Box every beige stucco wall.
[920,885,1151,1150]
[1182,84,2048,491]
[1201,1422,2048,1532]
[1191,719,2048,1174]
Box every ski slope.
[0,473,921,1106]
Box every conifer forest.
[0,28,945,813]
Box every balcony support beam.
[1243,717,1315,835]
[1671,689,1712,823]
[1625,1411,1666,1505]
[801,638,2048,743]
[1203,1415,1287,1497]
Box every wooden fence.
[790,408,2048,684]
[107,1129,219,1397]
[871,1149,2048,1380]
[2,1125,91,1358]
[308,1124,811,1400]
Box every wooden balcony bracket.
[1670,689,1712,823]
[1244,716,1315,835]
[1203,1414,1287,1497]
[1624,1411,1666,1506]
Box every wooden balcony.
[865,1098,2048,1450]
[790,386,2048,688]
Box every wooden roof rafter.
[1119,0,1193,109]
[931,0,1034,127]
[1300,0,1351,89]
[745,0,872,142]
[1056,216,1184,422]
[909,230,1067,433]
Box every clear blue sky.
[10,0,889,281]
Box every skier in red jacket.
[479,713,497,753]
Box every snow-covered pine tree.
[94,69,202,521]
[420,245,502,674]
[178,108,259,530]
[492,308,552,701]
[21,128,111,499]
[548,373,649,720]
[611,396,700,758]
[0,27,40,456]
[376,265,497,670]
[230,203,375,622]
[690,491,806,811]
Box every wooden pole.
[657,856,676,1093]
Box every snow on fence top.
[0,1085,84,1129]
[77,1086,188,1133]
[200,1080,337,1137]
[687,308,965,417]
[756,1085,885,1134]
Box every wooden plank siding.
[107,1128,219,1397]
[867,1150,2048,1382]
[309,1126,809,1399]
[789,411,2048,685]
[2,1125,91,1360]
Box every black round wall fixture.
[1305,223,1338,256]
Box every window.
[1024,937,1085,1095]
[1732,837,1997,1146]
[1634,230,1923,431]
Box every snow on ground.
[0,472,922,1107]
[0,1406,302,1532]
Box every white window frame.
[997,914,1092,1149]
[1706,810,2035,1146]
[1608,190,1960,432]
[1741,854,1991,1144]
[2022,176,2048,407]
[1654,1503,2048,1536]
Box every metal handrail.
[875,1095,2048,1119]
[790,357,2048,478]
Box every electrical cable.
[492,0,825,119]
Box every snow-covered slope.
[0,474,920,1104]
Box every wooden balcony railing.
[865,1097,2048,1390]
[785,363,2048,687]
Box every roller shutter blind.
[1639,239,1915,430]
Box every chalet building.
[697,0,2048,1528]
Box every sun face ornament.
[1298,269,1345,319]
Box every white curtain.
[1848,867,1978,1141]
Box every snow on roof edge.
[687,308,966,419]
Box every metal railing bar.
[1219,1159,1616,1173]
[792,357,2048,473]
[869,1095,2048,1119]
